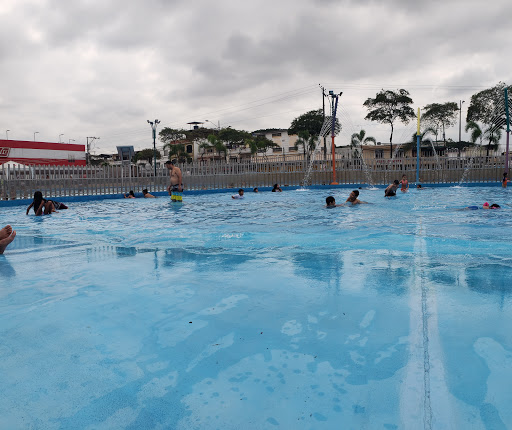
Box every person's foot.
[0,228,16,254]
[0,225,12,240]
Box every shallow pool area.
[1,186,512,429]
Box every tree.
[288,109,340,136]
[159,128,186,146]
[294,131,319,160]
[207,134,227,159]
[165,143,190,163]
[246,135,276,158]
[465,121,483,146]
[363,89,416,158]
[421,102,458,144]
[134,148,161,165]
[218,128,252,149]
[351,130,376,147]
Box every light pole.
[34,131,39,141]
[59,134,64,143]
[147,119,160,177]
[459,100,465,143]
[205,119,220,130]
[5,130,10,140]
[69,139,75,144]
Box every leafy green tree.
[351,130,376,147]
[421,102,458,143]
[165,143,190,163]
[198,141,212,160]
[288,109,340,136]
[159,128,187,146]
[363,89,416,158]
[246,135,277,158]
[134,148,161,165]
[207,134,227,159]
[218,128,252,149]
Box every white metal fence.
[1,155,508,200]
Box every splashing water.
[302,117,334,187]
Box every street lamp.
[5,130,10,140]
[59,134,64,143]
[34,131,39,141]
[69,139,75,144]
[205,119,220,130]
[459,100,465,143]
[147,119,161,177]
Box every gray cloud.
[1,0,511,152]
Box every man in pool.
[142,189,157,198]
[325,196,343,208]
[165,160,183,202]
[345,190,368,205]
[232,189,244,199]
[0,225,16,254]
[385,180,400,197]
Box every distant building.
[0,139,85,166]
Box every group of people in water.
[1,170,509,254]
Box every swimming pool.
[1,186,511,429]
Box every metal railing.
[1,155,508,200]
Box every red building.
[0,139,86,166]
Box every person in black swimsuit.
[26,191,68,215]
[384,180,400,197]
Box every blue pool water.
[1,186,511,429]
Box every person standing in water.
[502,172,510,188]
[165,160,183,202]
[400,174,409,192]
[384,180,400,197]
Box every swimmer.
[272,184,282,192]
[400,174,409,192]
[384,180,400,197]
[483,202,500,209]
[502,172,510,188]
[26,191,68,215]
[232,189,244,199]
[124,190,136,199]
[253,187,259,193]
[0,225,16,254]
[325,196,343,208]
[416,184,424,189]
[142,189,156,198]
[345,190,368,205]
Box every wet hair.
[33,191,43,213]
[402,174,407,178]
[165,160,175,165]
[352,190,359,197]
[504,172,508,178]
[417,184,422,188]
[253,188,258,192]
[143,189,148,194]
[238,189,244,194]
[490,203,500,208]
[393,180,400,185]
[326,196,335,205]
[273,184,279,189]
[129,190,135,196]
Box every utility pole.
[86,136,100,165]
[147,119,161,177]
[458,100,465,143]
[319,85,327,160]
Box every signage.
[0,147,10,157]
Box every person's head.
[504,172,508,178]
[402,174,407,179]
[33,191,43,209]
[165,160,175,170]
[483,202,489,208]
[326,196,336,206]
[347,190,359,202]
[393,180,400,185]
[417,184,422,188]
[238,189,244,196]
[129,190,135,197]
[490,203,500,209]
[253,187,258,193]
[273,184,279,189]
[142,189,148,195]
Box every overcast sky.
[1,0,511,154]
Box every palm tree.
[294,131,318,161]
[483,126,502,157]
[198,141,211,160]
[165,142,189,163]
[350,129,376,159]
